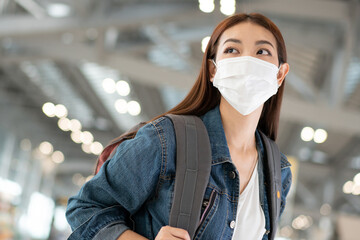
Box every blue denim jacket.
[66,106,292,240]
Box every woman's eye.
[224,48,238,54]
[257,49,271,56]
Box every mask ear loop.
[211,59,217,68]
[277,63,283,87]
[210,59,217,83]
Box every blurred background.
[0,0,359,239]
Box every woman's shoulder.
[149,116,174,128]
[108,116,177,175]
[145,116,176,137]
[136,116,176,149]
[280,152,291,169]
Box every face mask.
[212,56,280,115]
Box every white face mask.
[212,56,280,115]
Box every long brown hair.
[112,13,287,146]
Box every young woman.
[66,13,292,240]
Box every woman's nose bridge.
[240,48,256,57]
[240,53,256,58]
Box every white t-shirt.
[231,162,266,240]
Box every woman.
[66,13,292,240]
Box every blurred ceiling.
[0,0,360,223]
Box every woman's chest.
[230,150,258,194]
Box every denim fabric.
[66,105,292,240]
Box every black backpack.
[95,114,282,239]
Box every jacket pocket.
[194,189,217,239]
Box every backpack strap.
[166,114,212,239]
[259,131,282,240]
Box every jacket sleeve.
[279,158,292,219]
[66,121,165,240]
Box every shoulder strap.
[259,131,282,240]
[166,114,212,239]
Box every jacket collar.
[200,105,265,165]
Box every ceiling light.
[42,102,56,117]
[343,181,354,194]
[115,99,127,114]
[81,131,94,145]
[199,0,215,13]
[51,151,64,164]
[72,173,85,186]
[39,141,53,155]
[354,173,360,185]
[116,80,130,96]
[90,141,103,155]
[58,118,71,131]
[292,215,312,230]
[70,131,82,144]
[102,78,116,94]
[352,185,360,195]
[201,36,210,53]
[300,127,314,142]
[69,119,82,132]
[320,203,332,216]
[279,226,293,238]
[81,143,92,154]
[314,129,328,144]
[54,104,68,118]
[47,3,71,18]
[127,101,141,116]
[220,0,236,16]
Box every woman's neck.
[219,99,263,153]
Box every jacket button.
[230,220,236,229]
[229,171,236,179]
[202,200,209,208]
[265,230,270,235]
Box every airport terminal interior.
[0,0,360,239]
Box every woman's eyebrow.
[223,38,275,49]
[223,38,242,45]
[255,40,274,49]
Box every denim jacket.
[66,105,292,240]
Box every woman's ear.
[208,59,216,82]
[277,63,289,86]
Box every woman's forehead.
[218,22,277,46]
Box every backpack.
[94,114,282,240]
